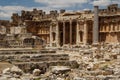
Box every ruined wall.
[11,9,59,44]
[0,20,10,27]
[25,20,51,44]
[99,4,120,43]
[10,4,120,46]
[0,20,10,33]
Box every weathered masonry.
[50,14,93,47]
[50,4,120,47]
[99,4,120,43]
[25,20,51,44]
[10,4,120,47]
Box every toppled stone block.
[56,77,64,80]
[2,68,10,74]
[73,77,86,80]
[102,70,114,75]
[50,66,71,74]
[2,66,23,76]
[11,66,23,76]
[33,69,41,76]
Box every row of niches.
[99,24,120,32]
[38,28,49,34]
[78,23,93,31]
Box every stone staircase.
[0,49,78,73]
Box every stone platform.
[0,49,78,73]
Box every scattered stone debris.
[0,43,120,80]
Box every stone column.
[56,22,60,47]
[118,23,120,31]
[76,21,80,45]
[93,6,99,44]
[111,24,113,32]
[83,21,88,44]
[63,22,65,45]
[119,23,120,31]
[50,24,53,47]
[115,23,118,31]
[70,20,72,45]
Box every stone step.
[0,53,68,57]
[0,54,69,62]
[0,50,56,55]
[13,60,79,73]
[11,57,69,62]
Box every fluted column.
[70,20,72,45]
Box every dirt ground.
[0,62,13,73]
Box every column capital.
[63,21,65,26]
[70,19,72,22]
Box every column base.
[49,43,52,47]
[92,42,100,47]
[76,42,84,46]
[56,44,60,48]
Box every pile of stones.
[62,43,120,80]
[0,66,24,80]
[0,43,119,80]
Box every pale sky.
[0,0,120,20]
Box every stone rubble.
[33,69,41,76]
[0,43,119,80]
